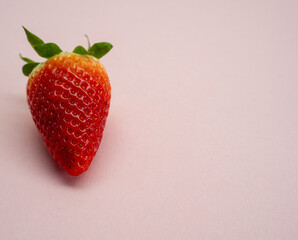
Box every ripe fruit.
[20,27,113,176]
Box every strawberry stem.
[85,35,91,50]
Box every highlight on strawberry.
[20,27,113,176]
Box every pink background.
[0,0,298,239]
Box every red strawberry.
[20,27,113,176]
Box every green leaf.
[34,43,62,59]
[22,26,63,59]
[22,26,44,47]
[22,62,39,76]
[19,53,34,63]
[88,42,113,59]
[73,45,89,55]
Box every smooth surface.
[0,0,297,239]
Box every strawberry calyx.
[72,34,113,59]
[20,26,113,76]
[19,53,40,76]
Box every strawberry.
[20,27,113,176]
